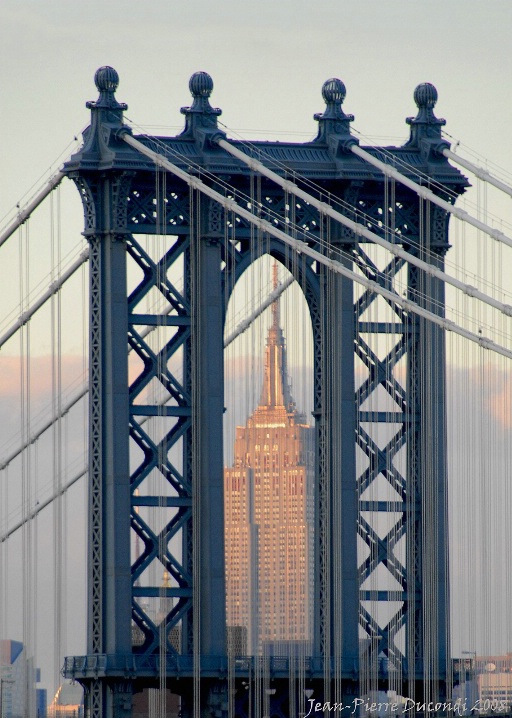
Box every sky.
[1,0,512,216]
[1,0,512,701]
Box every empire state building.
[224,267,314,656]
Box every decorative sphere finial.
[413,82,438,110]
[181,71,221,132]
[406,81,444,145]
[314,77,353,140]
[322,78,346,105]
[87,66,126,112]
[94,66,120,93]
[189,71,214,99]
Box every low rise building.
[0,639,43,718]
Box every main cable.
[121,131,512,361]
[0,171,65,249]
[216,119,512,300]
[216,137,512,321]
[442,148,512,198]
[350,143,512,249]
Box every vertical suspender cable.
[225,192,233,718]
[51,185,65,704]
[156,167,163,718]
[190,184,201,718]
[20,219,31,717]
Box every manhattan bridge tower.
[62,67,466,717]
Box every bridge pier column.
[77,171,133,718]
[314,224,359,699]
[191,195,226,657]
[177,194,227,715]
[406,208,450,702]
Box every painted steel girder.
[360,603,406,667]
[356,424,407,498]
[355,336,408,409]
[131,595,193,656]
[358,513,407,585]
[129,418,191,494]
[353,248,411,667]
[354,250,407,322]
[126,234,188,313]
[127,182,191,233]
[130,509,192,586]
[128,326,189,404]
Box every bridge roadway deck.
[64,653,364,680]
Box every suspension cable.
[0,171,65,249]
[350,144,512,248]
[442,148,512,198]
[0,386,88,472]
[6,130,507,480]
[5,131,512,543]
[224,276,293,347]
[352,125,512,230]
[215,137,512,320]
[0,377,176,543]
[0,248,89,350]
[0,268,292,481]
[121,131,512,360]
[213,118,512,300]
[0,467,86,544]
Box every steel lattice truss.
[354,248,409,670]
[127,228,194,656]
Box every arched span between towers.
[61,66,467,718]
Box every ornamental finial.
[314,77,354,144]
[189,71,214,99]
[321,78,347,108]
[180,71,222,137]
[95,66,119,93]
[414,82,438,110]
[181,71,221,118]
[407,82,444,126]
[87,66,127,111]
[405,82,445,144]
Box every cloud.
[481,366,512,430]
[0,355,87,457]
[0,354,86,399]
[449,362,512,431]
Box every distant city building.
[453,653,512,712]
[48,682,83,718]
[36,687,47,718]
[477,672,512,707]
[0,639,43,718]
[226,626,248,657]
[224,265,314,655]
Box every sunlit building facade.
[48,682,84,718]
[224,270,314,655]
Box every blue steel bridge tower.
[62,68,467,717]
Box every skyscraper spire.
[259,263,293,410]
[271,261,280,330]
